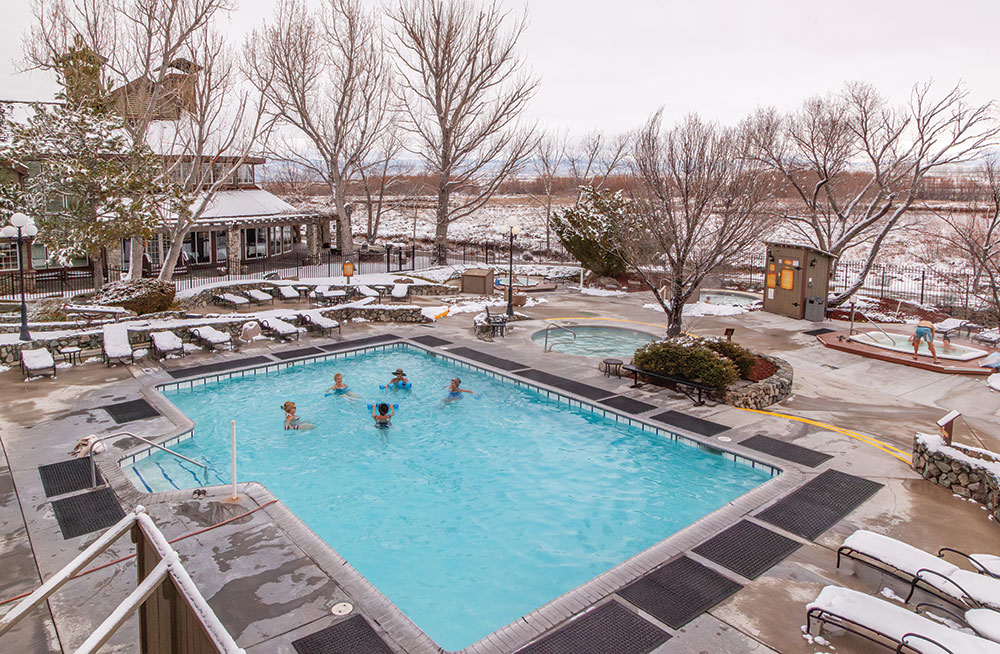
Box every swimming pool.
[849,331,987,361]
[132,346,771,651]
[531,325,658,358]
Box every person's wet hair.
[378,403,390,415]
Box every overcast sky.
[3,0,998,136]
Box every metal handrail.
[88,431,206,488]
[852,307,895,342]
[542,322,577,352]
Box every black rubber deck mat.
[740,434,832,468]
[51,487,125,539]
[756,469,883,540]
[692,520,802,580]
[291,615,393,654]
[514,368,566,386]
[318,333,401,352]
[410,334,452,347]
[804,327,836,336]
[272,347,324,360]
[514,369,615,400]
[649,410,729,436]
[39,457,101,498]
[518,600,670,654]
[599,395,657,415]
[448,346,529,371]
[102,398,161,424]
[166,355,272,379]
[618,556,742,629]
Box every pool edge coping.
[99,336,806,654]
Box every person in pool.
[386,368,410,388]
[443,377,475,404]
[911,319,941,363]
[282,401,307,430]
[326,373,360,399]
[372,402,394,427]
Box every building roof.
[764,241,838,259]
[171,188,319,229]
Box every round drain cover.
[716,436,732,442]
[331,602,353,616]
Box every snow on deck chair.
[260,316,299,342]
[390,284,410,302]
[278,286,300,301]
[191,325,234,351]
[246,289,275,306]
[972,329,1000,347]
[300,311,341,337]
[838,530,1000,610]
[806,585,1000,654]
[309,285,331,305]
[150,331,184,359]
[102,323,134,367]
[20,348,56,380]
[213,293,250,308]
[356,285,379,298]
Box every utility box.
[762,242,836,320]
[461,268,494,294]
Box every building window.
[269,226,281,256]
[244,227,267,259]
[215,230,227,263]
[0,242,19,271]
[236,164,254,185]
[182,231,212,264]
[30,243,88,270]
[282,226,293,253]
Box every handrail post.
[230,420,238,501]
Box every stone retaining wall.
[912,432,1000,522]
[725,355,793,410]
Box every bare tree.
[566,129,629,201]
[746,81,999,306]
[246,0,392,256]
[357,126,412,241]
[526,131,565,253]
[389,0,538,263]
[24,0,237,279]
[629,112,776,335]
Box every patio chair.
[20,348,56,380]
[300,311,341,337]
[213,293,250,308]
[973,329,1000,347]
[246,289,275,306]
[356,285,380,300]
[277,286,300,302]
[309,285,332,305]
[837,530,1000,610]
[191,325,234,351]
[806,585,1000,654]
[102,323,135,367]
[484,305,508,338]
[936,318,978,342]
[260,317,299,342]
[390,283,410,302]
[150,331,185,359]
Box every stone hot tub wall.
[912,431,1000,522]
[724,355,794,410]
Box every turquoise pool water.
[532,325,657,358]
[132,346,770,651]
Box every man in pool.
[911,320,941,364]
[443,377,475,404]
[282,401,315,430]
[326,373,360,399]
[386,368,410,388]
[372,402,394,427]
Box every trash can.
[804,296,826,322]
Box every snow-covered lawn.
[643,301,748,317]
[416,263,581,284]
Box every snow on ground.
[989,374,1000,392]
[573,286,627,297]
[416,264,581,284]
[443,295,548,315]
[643,301,748,317]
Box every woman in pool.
[442,377,475,404]
[326,373,360,399]
[911,320,941,363]
[282,401,315,430]
[386,368,410,388]
[372,402,394,427]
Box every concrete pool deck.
[1,285,998,654]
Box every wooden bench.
[622,363,717,406]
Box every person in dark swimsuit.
[372,402,394,427]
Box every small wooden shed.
[762,242,836,321]
[460,268,494,294]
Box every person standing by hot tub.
[912,320,941,364]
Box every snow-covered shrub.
[632,338,739,394]
[551,188,631,277]
[93,278,175,315]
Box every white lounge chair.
[214,293,250,308]
[838,530,1000,610]
[390,283,410,302]
[150,331,184,359]
[973,329,1000,347]
[191,325,234,351]
[20,348,56,379]
[356,285,380,299]
[247,289,275,306]
[807,585,1000,654]
[278,286,300,301]
[102,323,134,366]
[300,311,341,337]
[260,317,299,342]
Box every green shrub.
[550,187,632,277]
[633,338,738,394]
[703,339,757,379]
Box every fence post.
[880,267,886,298]
[920,270,925,306]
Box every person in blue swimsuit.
[443,377,475,404]
[911,320,941,363]
[326,373,360,399]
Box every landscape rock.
[93,279,176,315]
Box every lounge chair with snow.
[20,348,56,380]
[150,331,185,359]
[390,283,410,302]
[301,311,341,337]
[806,585,1000,654]
[191,325,234,351]
[213,293,250,308]
[278,286,300,302]
[309,285,330,305]
[102,323,134,367]
[973,329,1000,347]
[838,530,1000,610]
[356,285,380,300]
[260,317,299,342]
[935,318,977,341]
[246,289,275,306]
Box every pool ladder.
[86,431,207,488]
[542,322,577,352]
[849,307,894,341]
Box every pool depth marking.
[735,408,911,464]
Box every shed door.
[766,257,803,318]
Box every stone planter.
[912,432,1000,523]
[725,355,793,410]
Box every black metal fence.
[0,268,96,301]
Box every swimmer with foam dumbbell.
[370,401,395,428]
[382,368,411,390]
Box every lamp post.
[1,213,37,342]
[505,218,519,318]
